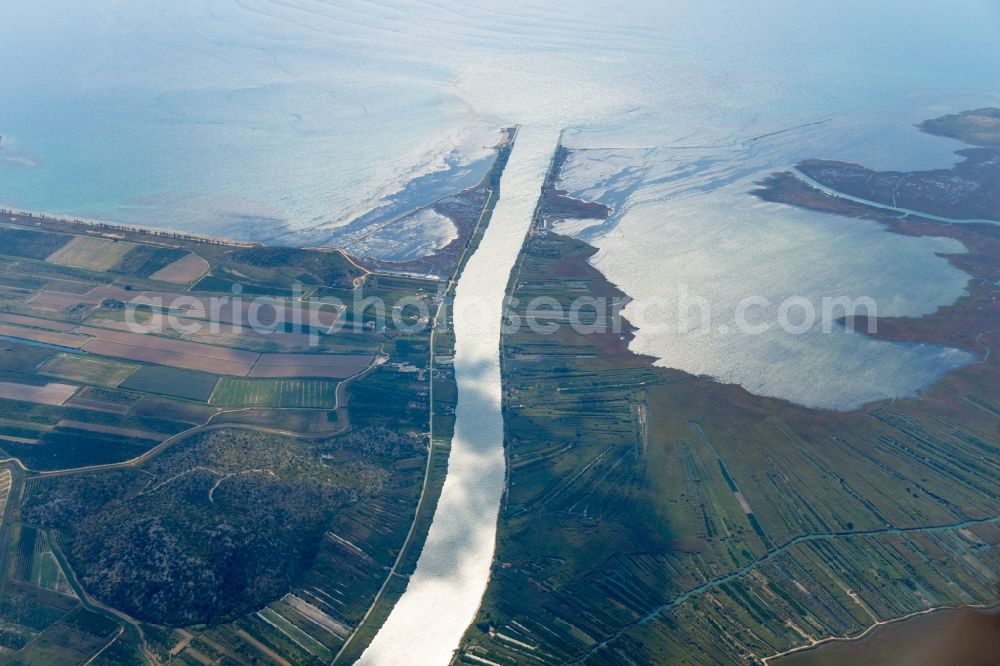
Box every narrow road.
[760,601,999,664]
[576,512,1000,662]
[0,352,382,479]
[790,167,1000,225]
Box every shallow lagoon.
[556,107,986,409]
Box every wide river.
[357,128,559,665]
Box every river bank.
[455,131,1000,664]
[357,127,561,665]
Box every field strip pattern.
[578,512,1000,662]
[0,469,11,530]
[209,378,338,408]
[87,285,340,328]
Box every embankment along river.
[357,127,560,665]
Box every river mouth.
[357,128,561,665]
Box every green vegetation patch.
[39,353,137,387]
[192,270,298,297]
[919,107,1000,147]
[22,428,400,626]
[209,378,338,408]
[346,366,428,431]
[191,265,304,298]
[111,244,188,277]
[0,341,54,375]
[0,427,160,470]
[119,365,219,401]
[227,247,361,289]
[0,228,71,260]
[0,584,76,644]
[28,531,74,596]
[5,607,120,665]
[0,274,48,291]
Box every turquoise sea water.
[4,1,997,240]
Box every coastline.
[0,205,257,248]
[0,129,509,254]
[753,170,1000,356]
[771,603,1000,665]
[3,112,997,663]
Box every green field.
[210,378,339,408]
[0,428,161,470]
[119,365,219,401]
[0,147,499,663]
[919,107,1000,147]
[0,228,71,260]
[28,531,74,596]
[110,244,188,276]
[456,150,1000,665]
[46,236,136,271]
[4,607,120,664]
[39,353,137,387]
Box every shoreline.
[461,140,1000,663]
[788,165,1000,226]
[537,154,984,415]
[0,205,257,248]
[769,603,1000,665]
[753,170,1000,355]
[0,130,512,255]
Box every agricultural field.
[110,244,188,277]
[0,381,77,406]
[11,528,75,597]
[0,313,76,333]
[119,365,219,401]
[0,323,88,349]
[0,388,192,456]
[210,378,338,408]
[0,245,426,656]
[77,325,261,376]
[45,236,135,271]
[0,138,507,663]
[225,246,362,290]
[0,341,54,379]
[25,291,99,314]
[0,227,71,260]
[3,607,121,664]
[39,353,136,388]
[0,582,87,656]
[456,151,1000,665]
[149,250,210,283]
[63,386,143,414]
[248,353,373,379]
[85,281,343,329]
[0,468,10,524]
[1,427,163,470]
